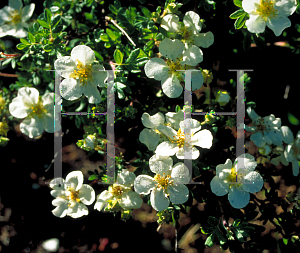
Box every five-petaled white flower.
[245,107,283,147]
[9,87,60,138]
[161,11,214,49]
[210,154,264,209]
[139,110,184,151]
[134,155,190,211]
[54,45,107,104]
[50,171,95,218]
[0,0,35,38]
[94,170,143,212]
[144,38,204,98]
[155,118,213,159]
[282,126,300,176]
[242,0,297,36]
[83,134,97,150]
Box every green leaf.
[104,42,111,48]
[52,25,63,33]
[283,238,288,245]
[53,37,61,46]
[106,28,118,41]
[33,76,41,85]
[88,174,98,181]
[114,49,123,64]
[234,13,247,29]
[52,15,61,28]
[50,6,60,12]
[44,9,52,24]
[108,4,118,15]
[16,43,28,50]
[20,38,30,45]
[234,0,243,7]
[100,33,109,42]
[134,57,149,67]
[141,7,152,18]
[37,19,50,29]
[28,32,35,43]
[205,233,215,247]
[126,48,140,63]
[233,219,242,227]
[288,112,300,125]
[230,9,245,19]
[44,44,53,52]
[94,50,103,61]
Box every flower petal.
[141,112,165,129]
[247,107,260,121]
[292,159,300,176]
[250,132,267,147]
[242,171,264,193]
[216,159,232,178]
[91,64,107,87]
[9,0,23,10]
[50,177,65,190]
[18,87,39,107]
[179,119,202,134]
[0,7,13,24]
[193,32,214,48]
[245,14,266,34]
[165,110,184,130]
[192,129,213,149]
[94,191,112,211]
[65,171,83,191]
[84,82,102,104]
[20,117,45,138]
[228,187,250,209]
[52,198,69,218]
[21,3,35,22]
[119,191,143,209]
[267,15,291,36]
[182,45,203,66]
[71,45,95,65]
[144,58,169,80]
[9,96,28,118]
[67,202,89,218]
[210,176,229,196]
[139,128,161,151]
[176,146,199,160]
[168,184,189,204]
[171,163,189,184]
[13,25,27,38]
[159,38,184,62]
[242,0,260,13]
[161,75,183,98]
[54,56,76,79]
[150,187,169,211]
[116,170,136,187]
[155,141,179,157]
[134,175,155,195]
[281,126,294,144]
[60,78,83,101]
[183,11,201,32]
[149,154,173,175]
[161,14,180,33]
[78,184,95,205]
[275,0,297,16]
[156,124,177,139]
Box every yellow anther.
[69,190,81,203]
[69,60,93,84]
[154,174,173,190]
[256,0,277,20]
[27,98,47,118]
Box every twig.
[0,72,19,77]
[105,16,136,47]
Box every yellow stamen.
[226,167,244,189]
[27,98,47,118]
[69,60,93,84]
[9,10,22,25]
[170,128,193,149]
[109,185,124,197]
[68,189,81,203]
[154,173,173,190]
[255,0,277,20]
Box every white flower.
[50,171,95,218]
[210,154,264,209]
[134,155,190,211]
[283,127,300,176]
[83,134,97,149]
[9,87,60,138]
[144,38,204,98]
[94,170,142,211]
[139,110,184,151]
[242,0,297,36]
[0,0,35,38]
[54,45,107,104]
[245,107,283,147]
[161,11,214,49]
[155,118,213,159]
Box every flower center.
[10,10,22,25]
[180,27,193,41]
[68,189,80,203]
[69,60,93,84]
[109,185,124,197]
[254,118,270,132]
[154,173,173,190]
[27,98,47,118]
[292,143,300,159]
[226,168,244,188]
[166,58,184,76]
[256,0,277,20]
[171,128,193,149]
